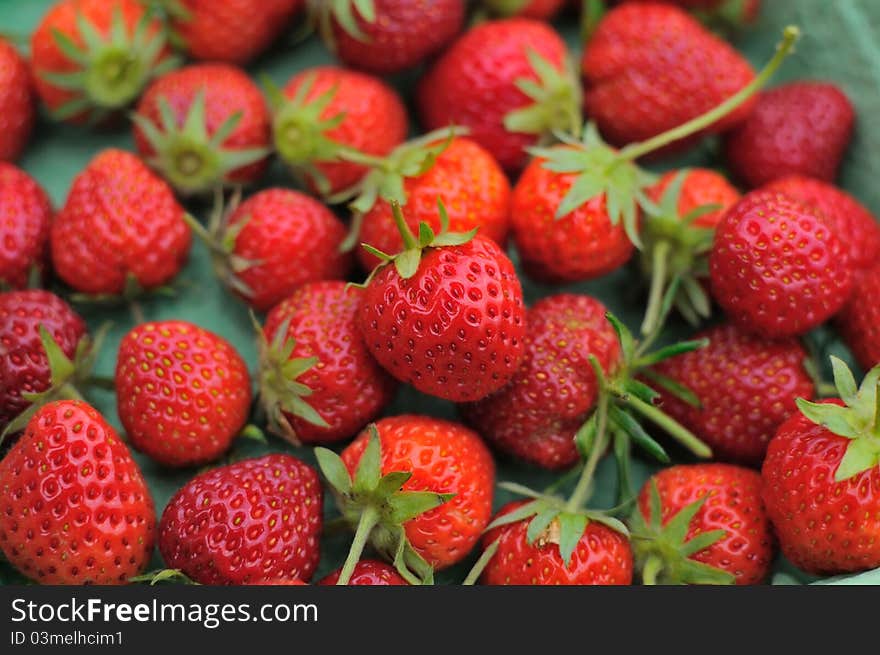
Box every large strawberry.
[484,0,566,19]
[0,163,52,289]
[709,190,854,338]
[837,262,880,371]
[0,400,156,584]
[50,149,192,296]
[0,38,35,161]
[132,63,271,196]
[159,453,323,584]
[762,358,880,575]
[317,560,408,586]
[30,0,177,124]
[115,321,252,468]
[257,281,398,445]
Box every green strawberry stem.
[391,201,419,251]
[566,390,610,512]
[619,392,711,458]
[461,538,500,586]
[335,505,380,586]
[641,554,663,586]
[640,239,671,337]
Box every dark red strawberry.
[0,37,35,161]
[837,262,880,371]
[317,560,408,586]
[0,163,52,289]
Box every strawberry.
[50,149,192,296]
[620,0,761,25]
[257,281,398,445]
[631,463,774,585]
[763,175,880,271]
[0,163,52,289]
[417,18,581,173]
[159,453,323,584]
[115,321,252,468]
[0,399,156,584]
[484,0,566,19]
[0,38,35,161]
[311,0,465,75]
[762,358,880,575]
[837,263,880,371]
[725,82,855,188]
[317,559,408,586]
[709,190,854,338]
[132,63,271,196]
[30,0,177,124]
[357,202,526,403]
[187,188,351,312]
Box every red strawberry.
[132,63,271,195]
[50,149,192,296]
[317,559,408,586]
[709,190,854,338]
[258,281,398,444]
[632,463,774,585]
[314,0,465,75]
[837,262,880,370]
[763,175,880,271]
[115,321,252,468]
[620,0,761,24]
[0,38,35,161]
[30,0,177,124]
[582,2,755,150]
[647,168,740,232]
[725,82,854,188]
[0,163,52,289]
[159,453,323,584]
[762,359,880,574]
[484,0,565,19]
[0,400,156,584]
[418,18,581,172]
[653,323,814,466]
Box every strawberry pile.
[1,0,879,588]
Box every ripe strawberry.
[115,321,252,468]
[268,66,408,197]
[582,2,755,150]
[132,63,271,196]
[0,400,156,584]
[418,18,581,172]
[762,358,880,574]
[159,453,323,584]
[763,175,880,271]
[317,560,408,586]
[653,323,814,466]
[631,464,774,585]
[709,190,854,338]
[313,0,465,75]
[257,281,398,444]
[837,263,880,371]
[484,0,565,19]
[725,82,854,188]
[30,0,177,124]
[50,149,192,296]
[0,38,35,161]
[0,163,52,289]
[620,0,761,24]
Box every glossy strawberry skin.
[358,138,511,272]
[0,163,52,289]
[647,168,740,229]
[511,151,633,284]
[317,559,409,586]
[837,262,880,370]
[582,3,755,150]
[417,18,570,172]
[50,149,191,295]
[115,321,252,468]
[0,291,86,432]
[358,235,526,402]
[159,453,323,584]
[762,401,880,575]
[461,294,620,469]
[638,464,774,585]
[0,38,34,161]
[709,190,854,338]
[263,282,398,444]
[725,82,854,188]
[0,400,156,584]
[481,501,633,585]
[330,0,465,74]
[341,416,495,570]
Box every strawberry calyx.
[315,426,453,585]
[307,0,375,45]
[130,568,198,585]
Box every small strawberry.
[159,453,323,584]
[50,149,192,296]
[709,190,854,338]
[762,358,880,575]
[317,559,408,586]
[0,399,156,584]
[484,0,565,19]
[30,0,178,124]
[631,464,774,585]
[837,262,880,371]
[257,281,398,445]
[115,321,252,468]
[132,63,271,196]
[725,82,855,188]
[0,38,35,161]
[0,163,53,289]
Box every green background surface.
[1,0,878,584]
